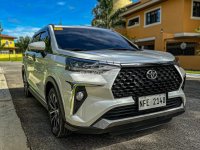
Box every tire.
[23,72,32,97]
[47,87,71,138]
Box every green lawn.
[186,70,200,74]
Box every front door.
[32,30,52,99]
[24,50,37,89]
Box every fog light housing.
[76,91,84,101]
[73,86,88,114]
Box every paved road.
[1,62,200,150]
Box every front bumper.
[64,90,186,133]
[92,104,185,130]
[65,106,185,134]
[61,64,186,129]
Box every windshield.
[54,27,138,51]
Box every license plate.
[139,94,166,111]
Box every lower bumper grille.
[103,97,182,120]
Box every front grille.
[112,64,182,99]
[103,97,182,120]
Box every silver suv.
[22,25,186,137]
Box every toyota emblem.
[146,70,157,80]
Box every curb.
[186,73,200,79]
[0,72,29,150]
[0,74,12,101]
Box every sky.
[0,0,137,38]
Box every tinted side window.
[32,34,40,42]
[40,31,52,53]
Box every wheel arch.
[45,76,66,121]
[22,65,25,77]
[45,76,60,101]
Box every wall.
[124,0,200,39]
[115,28,127,36]
[120,0,200,70]
[0,38,15,48]
[179,56,200,70]
[125,0,185,41]
[183,0,200,32]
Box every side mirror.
[28,41,45,51]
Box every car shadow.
[7,86,172,150]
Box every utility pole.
[59,18,62,25]
[0,22,3,51]
[0,22,3,35]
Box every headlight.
[174,56,180,67]
[65,57,119,73]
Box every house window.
[192,0,200,17]
[128,16,140,27]
[145,8,161,26]
[166,42,199,56]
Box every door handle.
[32,54,36,61]
[27,54,36,61]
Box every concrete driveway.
[0,61,200,150]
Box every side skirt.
[29,86,48,110]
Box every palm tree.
[91,0,127,29]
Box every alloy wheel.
[48,90,60,135]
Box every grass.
[186,70,200,74]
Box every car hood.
[59,49,175,65]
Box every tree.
[91,0,127,29]
[15,36,31,53]
[0,43,5,50]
